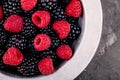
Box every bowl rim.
[0,0,103,80]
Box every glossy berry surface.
[0,0,83,77]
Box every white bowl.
[0,0,103,80]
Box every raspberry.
[66,0,83,18]
[32,10,51,28]
[56,44,72,60]
[38,58,54,75]
[6,35,27,50]
[4,15,23,33]
[0,6,3,20]
[52,20,70,39]
[3,0,22,17]
[2,46,24,66]
[37,0,57,11]
[20,17,36,38]
[52,6,67,21]
[17,56,40,77]
[21,0,37,11]
[34,34,51,51]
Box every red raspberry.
[2,46,24,66]
[32,10,50,28]
[52,20,70,39]
[56,44,73,60]
[34,34,51,51]
[21,0,37,11]
[4,15,23,33]
[66,0,83,18]
[0,6,3,20]
[38,58,54,75]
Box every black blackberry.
[37,0,57,11]
[50,35,60,49]
[0,20,4,25]
[67,17,79,24]
[57,0,70,9]
[17,57,40,77]
[6,35,27,50]
[27,38,39,54]
[38,24,54,35]
[0,26,7,47]
[23,5,38,17]
[67,23,81,41]
[60,39,71,45]
[38,25,60,49]
[41,50,62,67]
[3,0,22,17]
[20,17,36,38]
[0,49,7,70]
[52,6,67,21]
[0,0,5,4]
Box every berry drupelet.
[40,50,62,67]
[67,23,81,41]
[0,25,7,47]
[57,0,70,9]
[3,0,23,17]
[6,35,27,51]
[27,38,39,54]
[37,0,57,11]
[52,6,67,21]
[50,35,60,50]
[38,24,54,36]
[17,57,40,77]
[0,49,7,70]
[20,17,36,38]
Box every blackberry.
[20,17,36,38]
[52,6,67,21]
[67,17,79,24]
[17,57,40,77]
[67,23,81,41]
[60,39,71,45]
[38,25,60,49]
[37,0,57,11]
[41,50,62,67]
[0,0,6,4]
[0,49,7,70]
[3,0,22,17]
[6,35,27,50]
[57,0,70,9]
[0,26,7,47]
[27,38,39,54]
[0,20,4,25]
[38,24,54,36]
[23,6,38,17]
[50,35,60,50]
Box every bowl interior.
[0,0,103,80]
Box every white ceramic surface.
[0,0,103,80]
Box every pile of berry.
[0,0,83,77]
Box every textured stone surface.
[75,0,120,80]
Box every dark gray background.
[75,0,120,80]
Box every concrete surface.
[75,0,120,80]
